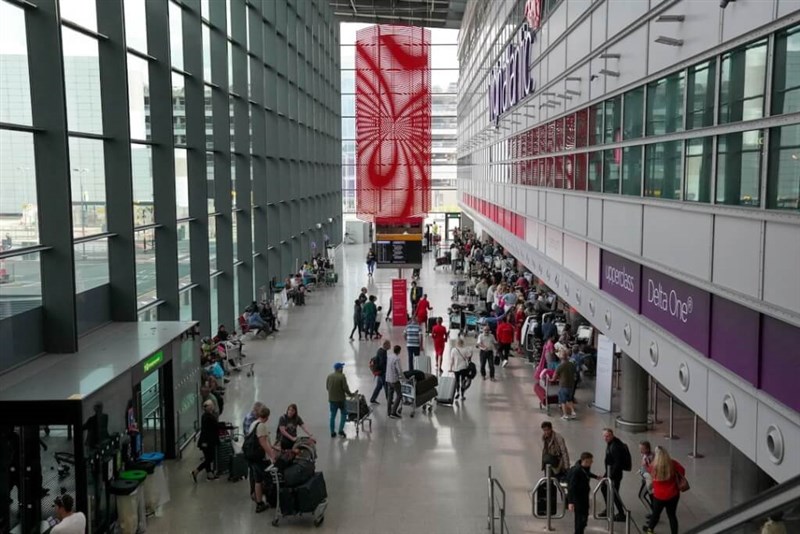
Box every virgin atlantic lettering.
[488,24,535,127]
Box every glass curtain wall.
[339,23,459,214]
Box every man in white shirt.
[52,494,86,534]
[386,345,404,419]
[485,283,496,314]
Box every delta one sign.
[488,23,536,127]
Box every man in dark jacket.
[369,340,390,404]
[566,452,602,534]
[600,428,628,521]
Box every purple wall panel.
[641,266,711,356]
[760,316,800,413]
[600,250,642,312]
[710,296,760,386]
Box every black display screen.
[375,240,422,267]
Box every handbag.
[676,471,690,492]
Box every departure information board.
[375,240,422,268]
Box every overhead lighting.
[599,69,620,77]
[545,100,561,106]
[542,91,557,96]
[655,14,685,22]
[557,93,573,100]
[655,36,684,46]
[600,53,620,59]
[565,89,581,96]
[565,76,582,82]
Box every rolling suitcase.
[436,375,457,405]
[228,452,248,481]
[414,354,432,374]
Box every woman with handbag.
[449,337,473,401]
[644,446,686,534]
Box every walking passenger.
[477,325,497,381]
[540,421,570,480]
[449,337,473,401]
[566,452,602,534]
[362,295,378,340]
[366,247,376,277]
[416,293,432,333]
[326,362,354,438]
[644,447,685,534]
[248,405,279,513]
[369,340,390,405]
[386,345,403,419]
[409,281,422,316]
[431,317,448,374]
[191,400,219,482]
[599,428,629,522]
[554,350,578,420]
[496,316,514,368]
[348,299,363,341]
[404,317,422,370]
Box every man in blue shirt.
[403,317,422,371]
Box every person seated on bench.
[245,310,267,336]
[258,301,278,332]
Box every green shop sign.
[143,351,164,374]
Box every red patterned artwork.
[355,25,431,221]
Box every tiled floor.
[147,244,735,533]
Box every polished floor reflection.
[148,244,734,533]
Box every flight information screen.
[375,240,422,267]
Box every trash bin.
[109,479,142,534]
[119,470,148,532]
[139,452,169,513]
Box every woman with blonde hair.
[644,446,685,534]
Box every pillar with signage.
[392,278,408,327]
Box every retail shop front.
[0,321,200,534]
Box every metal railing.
[487,466,510,534]
[530,465,566,531]
[590,468,642,534]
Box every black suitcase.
[414,374,439,396]
[535,481,558,517]
[283,462,314,488]
[228,452,248,481]
[279,486,296,515]
[294,472,328,513]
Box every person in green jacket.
[326,362,354,438]
[362,295,378,340]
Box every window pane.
[645,141,682,200]
[687,59,716,129]
[342,117,355,139]
[203,24,212,81]
[210,275,219,332]
[341,69,354,93]
[341,94,354,116]
[0,252,41,319]
[772,25,800,116]
[172,73,185,145]
[74,238,109,292]
[60,0,97,31]
[589,103,603,146]
[135,228,157,307]
[432,70,458,93]
[685,138,713,203]
[603,149,619,193]
[69,137,106,239]
[170,1,184,69]
[124,0,148,52]
[767,124,800,210]
[62,28,103,134]
[206,152,215,213]
[0,1,32,126]
[209,216,217,272]
[604,96,621,144]
[231,156,237,207]
[341,46,354,69]
[647,71,685,135]
[0,130,38,245]
[205,86,214,149]
[175,148,189,219]
[232,212,238,261]
[716,130,762,207]
[131,144,154,226]
[127,54,150,140]
[432,45,459,69]
[177,221,191,288]
[179,288,192,321]
[719,39,767,124]
[623,87,644,139]
[588,151,602,192]
[622,146,642,196]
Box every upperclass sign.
[488,23,536,127]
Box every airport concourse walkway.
[148,244,734,534]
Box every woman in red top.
[431,317,448,374]
[644,446,685,534]
[514,303,526,346]
[416,294,432,332]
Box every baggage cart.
[400,374,436,417]
[266,466,327,527]
[345,392,372,436]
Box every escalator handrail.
[684,473,800,534]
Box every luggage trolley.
[266,465,328,528]
[400,374,437,417]
[345,392,372,436]
[533,374,560,414]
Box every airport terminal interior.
[1,0,799,533]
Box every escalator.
[685,474,800,534]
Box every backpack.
[368,357,381,376]
[242,422,265,462]
[621,441,632,472]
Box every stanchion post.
[663,396,679,440]
[488,465,494,533]
[688,414,704,459]
[606,466,615,534]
